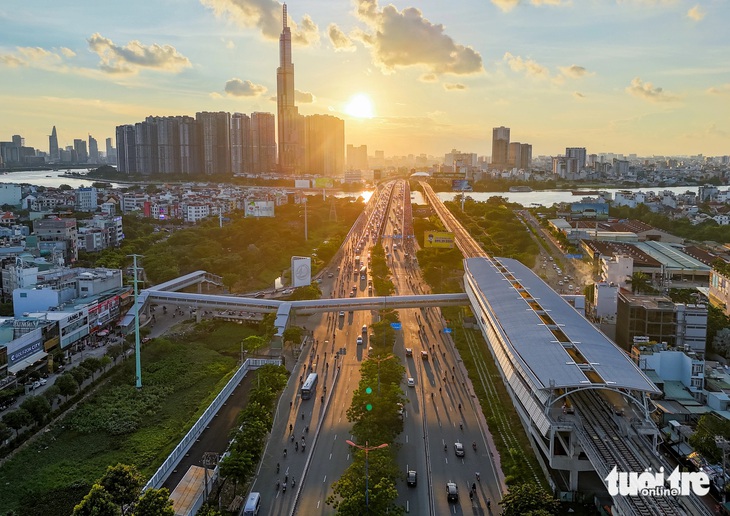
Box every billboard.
[245,200,275,218]
[570,202,609,220]
[295,179,310,188]
[291,256,312,288]
[314,177,334,188]
[59,308,90,348]
[424,231,455,249]
[7,328,44,368]
[452,179,471,191]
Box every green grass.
[0,321,256,516]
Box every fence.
[143,357,282,491]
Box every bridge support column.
[197,282,202,294]
[569,466,579,492]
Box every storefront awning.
[8,351,48,374]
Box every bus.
[301,373,318,400]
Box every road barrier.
[143,357,282,491]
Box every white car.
[39,378,47,385]
[339,311,345,318]
[356,336,363,345]
[407,377,415,387]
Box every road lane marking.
[323,475,327,483]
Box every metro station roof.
[465,257,660,394]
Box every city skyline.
[1,0,729,158]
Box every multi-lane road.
[251,179,502,515]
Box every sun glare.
[344,94,374,119]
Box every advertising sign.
[59,308,90,348]
[314,177,334,188]
[424,231,455,249]
[295,179,310,189]
[245,200,275,218]
[7,328,44,367]
[570,202,608,220]
[88,295,120,331]
[452,179,471,191]
[291,256,312,288]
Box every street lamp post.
[370,354,394,395]
[345,440,388,512]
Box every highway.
[252,179,503,514]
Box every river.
[0,169,702,207]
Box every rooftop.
[465,257,660,394]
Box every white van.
[243,492,261,516]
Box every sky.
[1,0,729,160]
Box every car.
[356,336,363,345]
[407,377,415,387]
[405,347,413,357]
[39,378,47,385]
[327,272,334,278]
[362,325,368,334]
[446,482,459,502]
[253,291,265,298]
[349,291,356,298]
[420,350,428,360]
[397,403,405,417]
[407,470,417,487]
[454,442,465,457]
[339,311,345,318]
[32,381,41,390]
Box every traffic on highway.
[250,179,503,515]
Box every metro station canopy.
[465,257,660,394]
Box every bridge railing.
[143,357,281,492]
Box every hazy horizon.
[1,0,728,158]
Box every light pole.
[346,440,388,512]
[128,254,144,389]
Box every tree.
[242,335,267,355]
[43,384,61,405]
[72,484,119,516]
[20,395,51,425]
[499,483,560,516]
[107,344,124,363]
[100,355,113,371]
[713,328,730,358]
[281,327,303,346]
[100,463,143,514]
[219,453,253,496]
[627,271,654,295]
[56,373,80,400]
[81,357,103,379]
[689,414,730,464]
[0,421,12,443]
[133,487,173,516]
[71,366,91,385]
[2,408,32,437]
[59,184,73,191]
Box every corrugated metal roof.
[465,257,660,394]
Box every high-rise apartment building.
[49,126,59,162]
[105,137,116,165]
[178,116,199,175]
[251,112,277,174]
[73,139,88,163]
[196,111,231,175]
[277,3,302,174]
[347,144,368,171]
[116,125,137,174]
[303,114,344,176]
[566,147,587,168]
[508,142,532,170]
[88,135,99,163]
[491,126,510,170]
[231,113,252,175]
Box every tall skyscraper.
[303,114,344,176]
[73,138,88,163]
[105,137,116,165]
[88,135,99,163]
[277,3,302,174]
[251,112,277,174]
[491,126,510,170]
[566,147,587,168]
[347,144,368,171]
[231,113,252,175]
[49,126,59,162]
[196,111,231,175]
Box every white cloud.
[444,83,466,91]
[559,64,590,78]
[492,0,568,12]
[686,5,705,21]
[200,0,319,46]
[503,52,550,80]
[224,78,267,96]
[626,77,678,102]
[0,46,68,68]
[87,33,191,74]
[328,23,355,52]
[295,89,315,103]
[707,84,730,95]
[353,0,483,76]
[59,47,76,58]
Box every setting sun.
[344,93,374,119]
